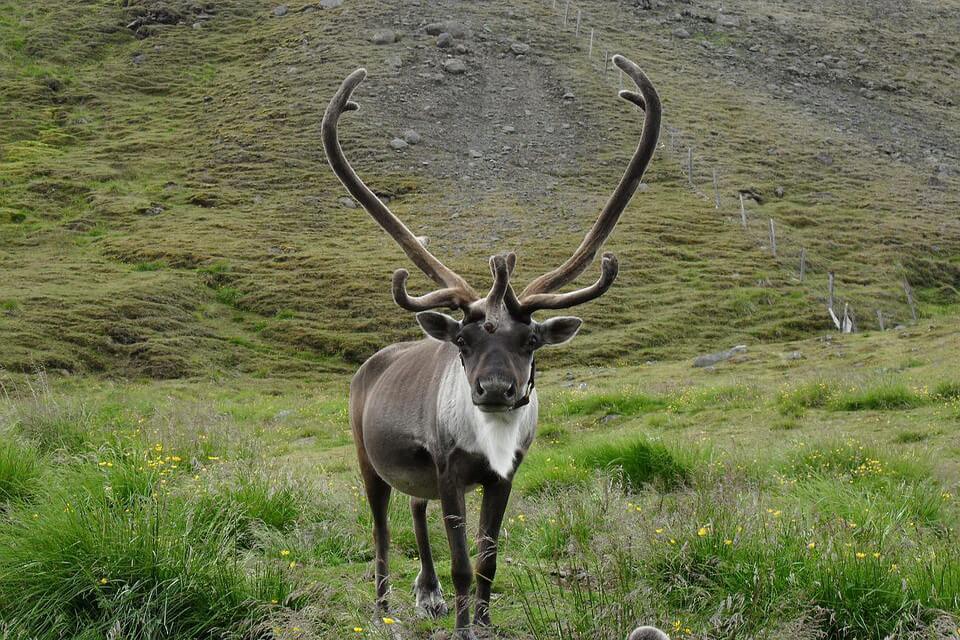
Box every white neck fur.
[436,359,537,478]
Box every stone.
[501,125,515,133]
[774,185,785,198]
[468,149,483,158]
[454,44,469,55]
[692,345,747,368]
[426,21,469,38]
[338,197,357,209]
[370,30,398,45]
[815,152,834,165]
[510,42,531,55]
[562,91,575,100]
[442,58,467,74]
[672,27,691,38]
[389,138,408,150]
[436,32,453,48]
[784,351,803,360]
[716,13,741,27]
[319,0,342,7]
[403,129,421,145]
[272,5,288,17]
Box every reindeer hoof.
[452,629,478,640]
[414,583,448,619]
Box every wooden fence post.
[588,28,594,57]
[799,247,806,282]
[902,279,917,321]
[564,0,569,26]
[712,168,720,209]
[876,309,885,330]
[686,148,693,188]
[828,271,835,313]
[575,9,581,36]
[739,193,747,229]
[769,218,777,257]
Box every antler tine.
[483,255,511,330]
[322,69,478,301]
[392,269,475,312]
[516,253,619,314]
[519,55,660,300]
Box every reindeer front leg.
[438,468,475,639]
[474,478,512,626]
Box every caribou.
[322,55,661,638]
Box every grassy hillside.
[2,0,958,378]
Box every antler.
[515,55,660,314]
[322,68,479,312]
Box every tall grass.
[578,437,692,491]
[0,461,302,638]
[0,439,41,502]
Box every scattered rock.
[716,13,741,27]
[319,0,342,7]
[672,27,691,39]
[562,91,575,100]
[815,152,834,165]
[390,137,408,150]
[338,197,357,209]
[272,5,288,17]
[774,185,785,198]
[370,30,398,45]
[502,125,515,133]
[436,32,453,48]
[403,129,421,145]
[442,58,467,74]
[600,414,621,423]
[425,21,470,38]
[454,43,469,55]
[784,351,803,360]
[468,149,483,158]
[510,42,531,55]
[693,345,747,368]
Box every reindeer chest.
[436,364,538,481]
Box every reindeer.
[322,55,661,639]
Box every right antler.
[322,68,479,312]
[513,55,661,316]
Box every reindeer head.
[322,55,661,412]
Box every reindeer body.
[322,54,662,638]
[350,339,537,500]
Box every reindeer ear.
[416,311,460,342]
[538,316,582,345]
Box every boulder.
[693,345,747,368]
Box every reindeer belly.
[364,427,440,500]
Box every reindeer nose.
[474,378,517,407]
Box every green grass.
[0,439,41,502]
[577,437,692,491]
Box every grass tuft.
[577,437,691,491]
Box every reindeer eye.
[527,335,540,349]
[455,336,466,348]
